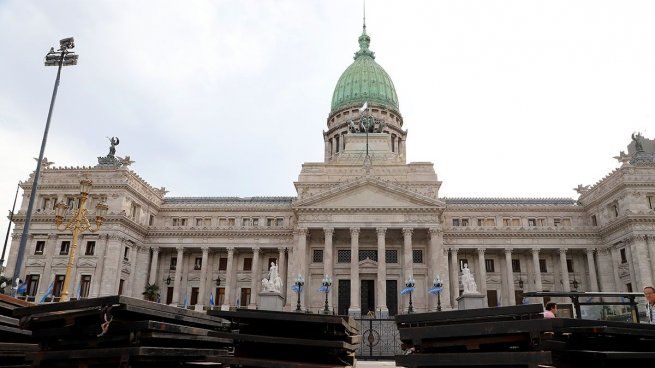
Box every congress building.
[4,25,655,316]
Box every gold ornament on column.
[54,179,108,302]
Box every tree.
[142,283,159,302]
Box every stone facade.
[4,27,655,316]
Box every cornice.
[598,214,655,237]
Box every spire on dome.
[355,0,374,59]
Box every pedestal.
[456,293,485,310]
[259,291,285,311]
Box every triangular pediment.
[295,176,444,209]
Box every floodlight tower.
[12,38,78,282]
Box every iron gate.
[354,316,402,360]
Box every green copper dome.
[330,27,399,114]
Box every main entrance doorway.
[338,280,350,316]
[360,280,375,315]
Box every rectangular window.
[267,218,274,227]
[337,249,351,263]
[59,241,70,255]
[452,218,460,227]
[562,218,572,226]
[252,218,259,227]
[240,288,251,307]
[172,218,179,226]
[461,218,469,226]
[85,241,95,256]
[566,259,574,273]
[34,241,45,255]
[66,197,77,210]
[194,257,202,270]
[228,218,235,226]
[149,214,155,226]
[528,218,537,227]
[216,287,225,306]
[123,247,130,261]
[53,275,65,298]
[276,218,283,226]
[626,283,633,292]
[359,250,378,262]
[25,274,39,297]
[243,257,253,271]
[196,218,203,227]
[554,218,561,227]
[242,218,250,227]
[170,257,177,270]
[591,215,597,226]
[613,204,619,217]
[41,197,52,210]
[412,249,423,264]
[512,259,521,273]
[218,257,227,271]
[80,275,91,298]
[118,279,125,295]
[477,218,496,227]
[648,195,654,210]
[312,249,324,263]
[485,259,495,273]
[539,259,547,273]
[620,248,627,263]
[385,249,398,263]
[502,218,520,227]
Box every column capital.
[428,227,443,237]
[449,247,458,255]
[175,245,185,253]
[277,246,287,253]
[226,246,235,254]
[151,245,160,252]
[323,227,334,237]
[376,227,387,236]
[559,248,568,255]
[531,248,540,255]
[402,227,414,237]
[504,248,513,255]
[477,248,486,255]
[585,247,595,255]
[252,246,261,254]
[200,246,210,253]
[297,227,308,236]
[350,227,360,237]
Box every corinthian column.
[559,248,570,292]
[148,246,160,285]
[348,228,360,315]
[532,248,543,292]
[197,246,209,309]
[376,227,388,315]
[449,248,459,307]
[221,247,235,310]
[477,248,487,305]
[429,227,451,310]
[297,228,308,309]
[172,246,184,306]
[504,248,516,305]
[249,247,260,309]
[402,228,414,312]
[323,228,334,311]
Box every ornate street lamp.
[572,275,579,291]
[321,274,333,314]
[54,179,108,302]
[404,275,416,314]
[163,273,172,286]
[215,277,221,287]
[293,274,305,312]
[429,274,444,312]
[13,38,78,282]
[518,277,524,289]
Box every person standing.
[645,286,655,324]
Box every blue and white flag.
[209,292,215,307]
[400,286,415,295]
[39,280,55,303]
[318,285,329,293]
[16,282,27,295]
[183,294,188,309]
[291,284,303,293]
[428,286,443,295]
[236,297,240,307]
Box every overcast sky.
[1,0,654,252]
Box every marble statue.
[261,261,283,293]
[461,263,478,294]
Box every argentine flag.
[39,280,55,303]
[318,285,329,293]
[358,101,368,114]
[291,284,302,293]
[400,286,415,295]
[183,294,188,309]
[209,292,215,307]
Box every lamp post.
[54,179,107,302]
[405,276,416,314]
[321,274,332,314]
[294,274,305,312]
[13,38,78,283]
[431,274,443,312]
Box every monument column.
[348,228,361,315]
[633,235,654,288]
[278,247,287,301]
[197,246,209,309]
[222,247,235,310]
[172,246,184,306]
[610,247,624,291]
[476,248,487,305]
[449,248,459,307]
[323,228,334,309]
[249,247,260,309]
[376,227,388,315]
[532,248,543,291]
[297,228,308,308]
[586,248,599,292]
[148,246,160,285]
[559,248,571,292]
[504,248,516,305]
[402,228,414,312]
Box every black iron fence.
[354,316,402,360]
